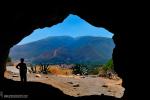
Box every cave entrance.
[7,14,124,98]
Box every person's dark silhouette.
[16,58,27,82]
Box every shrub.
[98,59,117,78]
[73,64,88,75]
[6,56,13,66]
[48,66,73,75]
[88,67,100,75]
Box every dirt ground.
[5,67,125,98]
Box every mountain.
[9,36,115,64]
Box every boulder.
[73,83,80,87]
[68,81,73,84]
[35,74,41,78]
[12,74,19,77]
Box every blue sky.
[17,14,113,45]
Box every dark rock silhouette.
[0,0,141,99]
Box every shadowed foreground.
[0,78,121,100]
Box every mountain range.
[9,36,115,64]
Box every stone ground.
[5,66,125,98]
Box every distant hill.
[9,36,115,64]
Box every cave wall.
[0,1,132,99]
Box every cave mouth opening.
[6,14,124,98]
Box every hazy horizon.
[17,14,113,45]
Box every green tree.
[103,59,114,71]
[98,59,115,77]
[7,56,11,62]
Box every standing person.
[16,58,27,82]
